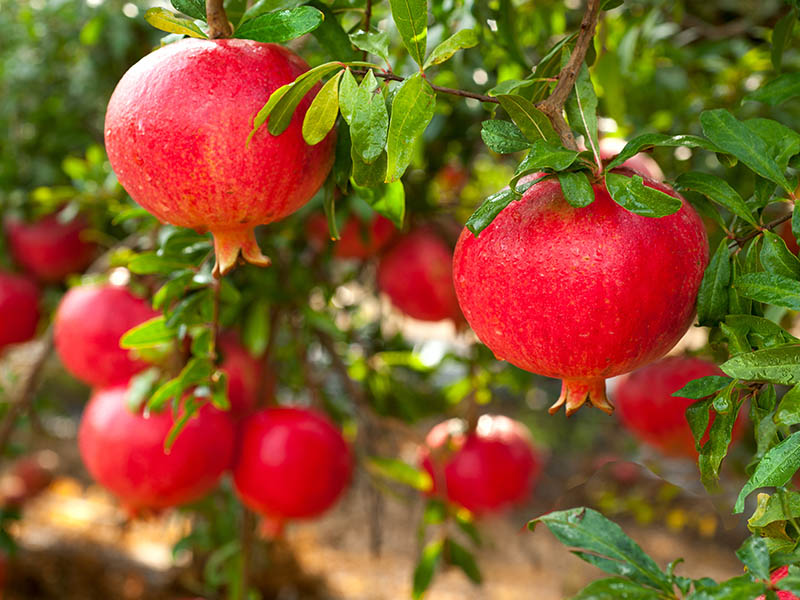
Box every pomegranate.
[599,137,664,181]
[780,219,799,255]
[306,212,395,259]
[78,384,236,512]
[614,356,745,458]
[218,331,274,418]
[4,212,96,282]
[420,415,542,515]
[54,283,158,387]
[756,566,798,600]
[104,39,335,276]
[0,271,40,352]
[453,171,708,415]
[233,407,352,521]
[377,228,462,323]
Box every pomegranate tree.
[453,171,708,415]
[104,39,335,276]
[54,283,158,387]
[78,384,235,512]
[4,212,96,282]
[233,407,352,521]
[420,415,542,515]
[0,272,40,353]
[307,212,396,259]
[377,228,462,323]
[218,331,274,418]
[614,356,744,458]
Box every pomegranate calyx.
[550,378,613,416]
[211,228,271,276]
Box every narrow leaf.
[604,172,682,218]
[366,456,432,491]
[171,0,205,20]
[734,272,800,311]
[144,8,207,38]
[571,578,664,599]
[386,72,435,181]
[697,239,731,326]
[673,376,734,400]
[302,70,342,145]
[746,73,800,106]
[350,70,389,164]
[772,10,795,71]
[389,0,428,67]
[565,63,600,162]
[496,95,559,143]
[446,539,482,584]
[267,62,342,136]
[349,31,389,62]
[721,345,800,385]
[480,120,531,154]
[604,133,726,172]
[558,171,595,208]
[674,172,757,226]
[735,431,800,513]
[422,29,478,69]
[233,7,324,43]
[412,539,443,599]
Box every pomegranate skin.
[420,415,542,515]
[4,213,96,282]
[453,172,709,415]
[233,407,352,521]
[104,38,335,276]
[780,219,799,255]
[377,228,462,323]
[54,283,158,387]
[599,137,664,182]
[307,213,396,259]
[218,331,274,418]
[614,356,745,458]
[79,384,236,511]
[756,566,798,600]
[0,272,40,352]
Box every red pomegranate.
[453,171,709,415]
[218,331,274,418]
[233,407,352,521]
[0,271,40,352]
[4,212,96,282]
[307,212,395,259]
[599,137,664,181]
[780,219,799,255]
[78,384,236,512]
[104,39,335,276]
[756,566,798,600]
[377,228,462,323]
[614,356,745,458]
[54,283,158,387]
[420,415,542,515]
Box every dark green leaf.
[171,0,205,20]
[480,120,531,154]
[496,95,560,143]
[465,176,543,235]
[307,1,359,61]
[565,63,599,162]
[735,431,800,513]
[302,70,342,146]
[761,231,800,279]
[674,172,757,226]
[144,8,208,38]
[772,11,795,71]
[735,272,800,311]
[128,252,194,275]
[389,0,428,67]
[558,171,595,208]
[446,539,482,584]
[697,239,732,326]
[571,578,664,600]
[351,147,387,187]
[412,539,443,600]
[722,345,800,385]
[351,71,389,164]
[367,456,432,491]
[233,7,323,43]
[241,0,296,21]
[744,119,800,172]
[604,172,682,218]
[685,576,766,600]
[735,536,771,581]
[386,73,435,181]
[686,398,713,453]
[604,134,726,172]
[699,387,740,489]
[422,29,478,69]
[673,376,734,400]
[514,140,580,177]
[349,31,389,62]
[746,73,800,107]
[776,384,800,427]
[120,316,175,349]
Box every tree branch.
[206,0,232,39]
[730,212,793,249]
[352,70,499,104]
[536,0,602,149]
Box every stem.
[206,0,232,39]
[352,69,499,104]
[535,0,602,149]
[210,276,221,363]
[238,506,255,600]
[730,212,792,249]
[361,0,373,60]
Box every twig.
[206,0,232,39]
[352,69,499,104]
[361,0,373,61]
[729,212,792,249]
[258,306,281,407]
[237,506,256,600]
[535,0,602,149]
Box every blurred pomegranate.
[218,331,274,418]
[306,212,395,259]
[0,453,55,508]
[780,219,799,255]
[756,566,798,600]
[0,271,40,353]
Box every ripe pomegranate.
[218,331,274,418]
[420,415,542,515]
[79,384,236,512]
[756,566,798,600]
[4,212,96,282]
[780,219,799,255]
[453,170,708,415]
[0,271,40,353]
[614,356,745,458]
[233,407,352,521]
[306,212,395,259]
[105,39,335,276]
[598,137,664,181]
[377,228,462,323]
[54,283,158,387]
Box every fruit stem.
[549,377,614,416]
[206,0,232,39]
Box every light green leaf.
[604,134,727,172]
[366,456,431,491]
[422,29,478,69]
[349,30,389,62]
[266,62,342,136]
[386,72,435,181]
[350,70,389,164]
[302,70,342,146]
[120,316,175,349]
[144,8,208,38]
[412,539,443,599]
[389,0,428,67]
[571,578,664,600]
[233,7,324,43]
[496,95,559,143]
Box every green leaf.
[734,273,800,311]
[746,73,800,106]
[514,140,580,177]
[761,231,800,279]
[242,299,270,357]
[685,576,766,600]
[266,62,342,137]
[446,539,482,584]
[241,0,296,21]
[126,368,161,412]
[674,172,757,226]
[351,147,387,187]
[338,68,359,126]
[171,0,205,20]
[697,239,731,326]
[748,489,800,530]
[686,398,713,452]
[350,70,389,164]
[571,578,664,600]
[672,376,734,400]
[777,384,800,427]
[233,7,323,43]
[558,171,595,208]
[302,70,342,146]
[353,181,405,228]
[744,119,800,172]
[604,172,682,218]
[722,345,800,386]
[700,109,792,194]
[349,31,389,62]
[366,456,432,491]
[699,386,741,489]
[144,8,208,38]
[389,0,428,68]
[565,63,600,162]
[736,536,771,581]
[735,431,800,513]
[386,72,435,182]
[794,208,800,244]
[772,10,795,71]
[465,176,544,236]
[480,120,531,154]
[604,133,726,172]
[530,508,671,592]
[128,252,194,275]
[307,1,358,61]
[422,29,478,69]
[412,539,443,599]
[120,316,175,349]
[496,95,559,143]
